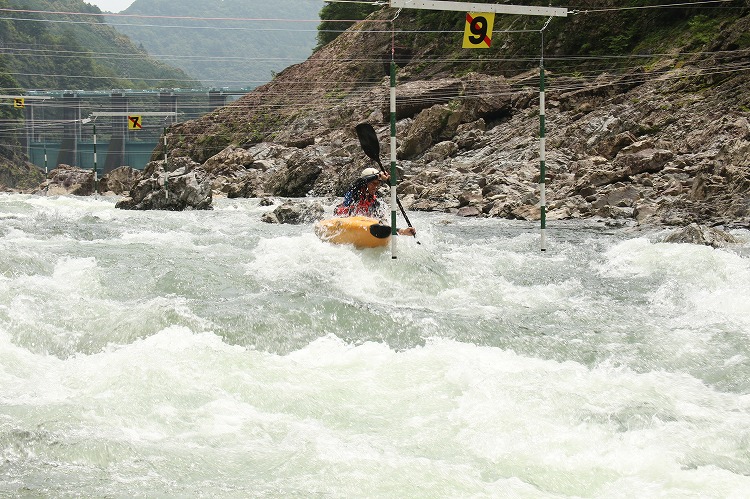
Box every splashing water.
[1,194,749,497]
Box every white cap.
[361,167,379,177]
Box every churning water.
[1,193,749,498]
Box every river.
[1,193,749,497]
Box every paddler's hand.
[398,227,416,236]
[378,172,390,183]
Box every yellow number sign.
[128,115,142,130]
[462,12,495,49]
[13,98,25,108]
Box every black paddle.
[355,123,419,243]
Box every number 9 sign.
[462,12,495,49]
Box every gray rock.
[261,200,324,224]
[99,166,141,195]
[663,223,739,248]
[116,159,212,210]
[36,165,95,196]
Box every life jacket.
[334,174,383,218]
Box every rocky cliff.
[0,145,44,192]
[159,5,749,227]
[12,5,750,228]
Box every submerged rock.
[261,200,324,224]
[663,223,739,248]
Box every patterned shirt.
[334,174,384,219]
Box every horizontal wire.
[569,0,736,15]
[1,2,746,145]
[6,60,745,126]
[0,7,346,23]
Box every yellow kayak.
[315,216,392,248]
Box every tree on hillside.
[0,0,196,91]
[316,2,378,50]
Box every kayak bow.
[315,216,391,248]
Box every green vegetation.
[316,2,378,49]
[318,0,749,78]
[0,0,196,91]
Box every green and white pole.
[93,124,98,193]
[539,61,547,252]
[390,58,398,260]
[163,127,169,199]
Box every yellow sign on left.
[128,115,142,130]
[462,12,495,49]
[13,98,25,108]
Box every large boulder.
[382,79,462,120]
[611,140,675,176]
[663,223,739,248]
[116,158,212,210]
[265,148,324,197]
[261,200,325,224]
[398,105,454,159]
[35,165,95,196]
[99,166,141,195]
[457,74,514,123]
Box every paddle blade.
[369,223,391,240]
[355,123,381,164]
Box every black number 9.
[469,16,488,44]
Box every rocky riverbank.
[2,9,749,229]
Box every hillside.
[0,0,200,187]
[0,0,197,90]
[108,0,324,88]
[157,1,750,227]
[168,1,750,146]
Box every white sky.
[86,0,135,13]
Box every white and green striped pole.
[539,61,547,252]
[390,58,398,260]
[163,127,169,200]
[93,124,98,193]
[387,2,566,254]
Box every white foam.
[2,195,749,496]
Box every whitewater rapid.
[1,194,749,497]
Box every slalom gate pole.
[539,61,547,252]
[93,124,98,192]
[163,127,169,199]
[390,41,398,259]
[539,19,552,253]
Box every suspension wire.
[391,6,403,60]
[540,16,553,65]
[325,0,387,4]
[570,0,735,15]
[0,7,336,23]
[326,0,388,4]
[3,1,748,140]
[0,16,534,34]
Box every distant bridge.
[7,88,252,173]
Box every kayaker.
[334,167,416,236]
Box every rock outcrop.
[151,10,750,228]
[99,166,141,196]
[0,144,44,192]
[3,8,749,229]
[35,165,96,196]
[664,223,740,248]
[261,200,325,224]
[115,158,212,210]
